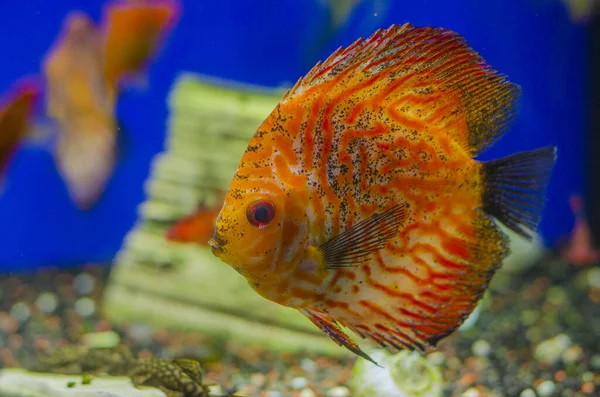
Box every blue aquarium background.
[0,0,588,271]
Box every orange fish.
[101,0,180,101]
[0,79,41,175]
[166,193,225,246]
[43,11,117,210]
[208,23,557,363]
[42,1,179,209]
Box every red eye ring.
[246,199,276,228]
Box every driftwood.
[103,74,352,358]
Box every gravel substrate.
[0,255,598,397]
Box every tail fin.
[101,0,180,89]
[482,146,557,241]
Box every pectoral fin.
[319,203,405,269]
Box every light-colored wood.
[103,74,353,358]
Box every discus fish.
[0,79,40,175]
[208,23,557,363]
[43,11,117,209]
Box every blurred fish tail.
[55,124,118,210]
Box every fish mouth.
[208,231,226,254]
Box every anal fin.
[482,146,557,241]
[300,308,380,366]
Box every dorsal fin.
[283,23,521,157]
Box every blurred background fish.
[559,194,600,265]
[561,0,600,22]
[166,191,225,246]
[41,0,180,210]
[101,0,181,101]
[304,0,390,69]
[0,79,40,181]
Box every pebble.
[300,358,317,373]
[299,388,316,397]
[250,373,266,387]
[74,297,95,317]
[10,302,30,323]
[472,339,492,357]
[265,392,282,397]
[590,354,600,370]
[546,286,568,305]
[327,386,351,397]
[534,334,572,365]
[461,387,481,397]
[520,310,539,326]
[587,267,600,288]
[536,380,556,397]
[427,351,445,366]
[73,273,96,295]
[520,388,536,397]
[581,372,594,383]
[35,292,58,314]
[562,345,583,364]
[126,323,154,344]
[290,377,308,389]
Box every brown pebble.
[581,382,595,394]
[458,372,478,386]
[554,370,567,382]
[589,288,600,303]
[8,334,23,350]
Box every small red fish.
[0,79,41,175]
[209,23,557,364]
[166,193,225,246]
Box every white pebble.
[35,292,58,314]
[127,323,154,344]
[427,351,446,365]
[587,267,600,288]
[536,380,556,397]
[472,339,491,357]
[10,302,30,322]
[327,386,350,397]
[73,273,96,295]
[461,388,480,397]
[300,358,317,373]
[74,297,95,317]
[534,334,572,365]
[290,377,308,389]
[250,372,266,386]
[520,389,536,397]
[300,388,316,397]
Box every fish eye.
[246,199,276,228]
